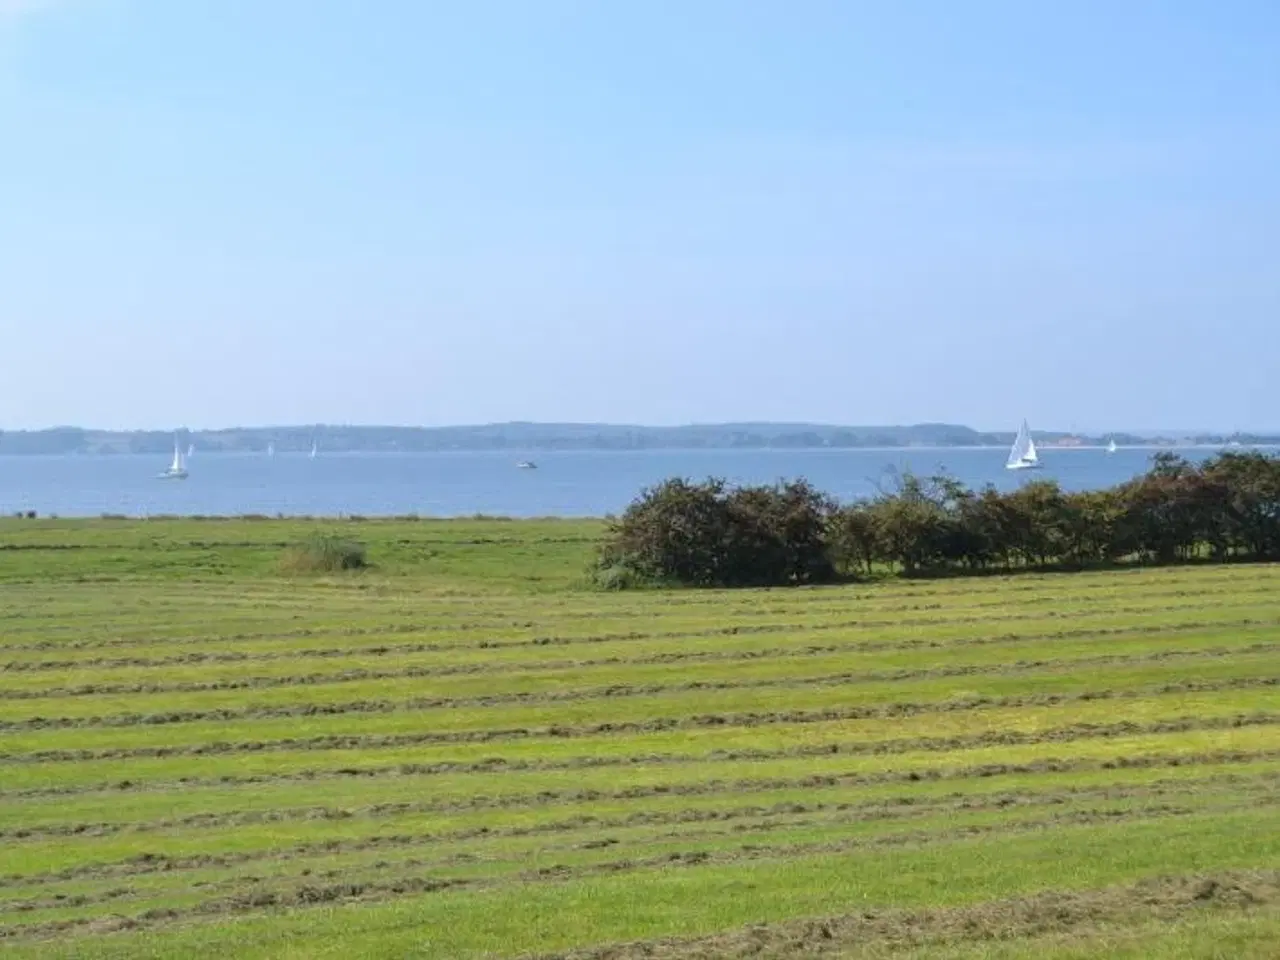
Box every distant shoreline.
[1,422,1276,456]
[0,443,1274,457]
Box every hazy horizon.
[3,2,1277,431]
[0,419,1271,438]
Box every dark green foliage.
[596,478,838,588]
[837,451,1280,578]
[279,532,368,574]
[599,452,1280,588]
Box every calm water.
[0,447,1237,519]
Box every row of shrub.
[593,452,1280,588]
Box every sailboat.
[1005,420,1041,471]
[1106,438,1118,454]
[186,443,196,458]
[267,441,275,458]
[309,439,318,459]
[158,437,189,480]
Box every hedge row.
[594,451,1280,588]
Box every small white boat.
[309,439,318,459]
[267,441,275,458]
[158,438,189,480]
[516,460,537,470]
[1106,438,1118,454]
[1005,419,1041,471]
[186,443,196,458]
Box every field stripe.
[6,620,1278,702]
[5,644,1277,729]
[7,591,1279,662]
[6,732,1279,838]
[4,669,1279,761]
[4,799,1278,944]
[3,711,1276,800]
[7,769,1274,893]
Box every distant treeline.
[594,451,1280,588]
[2,423,1269,455]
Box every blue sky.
[2,1,1278,432]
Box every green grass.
[1,517,1279,958]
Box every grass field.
[2,517,1279,958]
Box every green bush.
[279,533,367,574]
[589,562,663,591]
[594,478,838,589]
[596,451,1280,589]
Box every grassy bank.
[1,517,1278,957]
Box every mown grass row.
[6,596,1276,686]
[6,809,1280,959]
[6,690,1279,800]
[15,657,1280,769]
[4,753,1279,913]
[9,560,1280,626]
[6,637,1273,725]
[9,762,1276,885]
[9,759,1278,928]
[1,519,1278,957]
[6,799,1273,943]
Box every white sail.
[267,442,275,457]
[1106,438,1117,454]
[159,436,189,479]
[1006,419,1040,470]
[309,439,318,459]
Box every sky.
[1,1,1278,432]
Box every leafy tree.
[827,503,881,576]
[596,477,838,587]
[724,480,838,585]
[596,478,732,587]
[1202,452,1280,558]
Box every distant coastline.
[1,423,1277,456]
